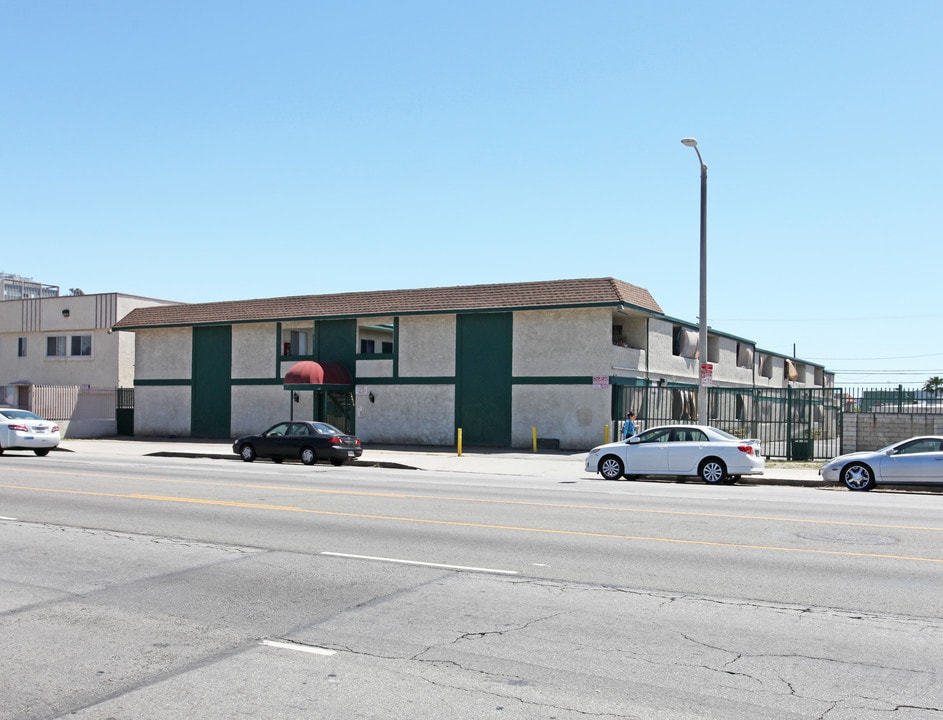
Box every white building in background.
[0,291,179,436]
[0,273,60,301]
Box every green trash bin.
[790,439,813,461]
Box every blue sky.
[2,1,941,388]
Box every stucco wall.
[355,384,455,445]
[116,332,136,387]
[135,328,192,379]
[514,308,609,376]
[0,294,177,391]
[398,315,455,377]
[712,337,755,385]
[512,384,610,449]
[232,385,294,436]
[233,324,275,378]
[0,300,118,387]
[647,319,699,381]
[356,358,393,378]
[134,385,190,436]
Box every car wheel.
[34,449,50,457]
[239,444,256,462]
[598,455,625,480]
[841,462,875,491]
[699,458,727,484]
[301,447,318,466]
[330,458,348,466]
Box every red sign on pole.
[700,363,713,387]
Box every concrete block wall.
[842,413,943,453]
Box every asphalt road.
[1,451,941,719]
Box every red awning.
[284,361,352,385]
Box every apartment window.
[736,342,754,369]
[357,320,395,356]
[17,337,27,357]
[47,336,67,357]
[759,354,773,379]
[46,335,92,358]
[71,335,92,356]
[673,326,699,358]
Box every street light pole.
[681,138,709,425]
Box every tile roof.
[113,277,663,329]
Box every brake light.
[7,423,29,432]
[329,437,342,445]
[737,445,755,455]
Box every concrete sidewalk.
[56,437,828,487]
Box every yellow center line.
[4,466,942,533]
[3,483,942,564]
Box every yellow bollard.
[457,428,462,456]
[532,426,538,452]
[604,424,610,444]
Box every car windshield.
[311,422,343,436]
[711,428,739,441]
[892,438,943,455]
[0,409,42,421]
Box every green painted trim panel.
[511,376,598,385]
[352,376,609,386]
[284,383,355,391]
[355,376,455,385]
[608,376,650,387]
[191,325,232,439]
[135,378,193,386]
[455,313,512,447]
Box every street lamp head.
[681,137,698,148]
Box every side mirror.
[628,436,640,445]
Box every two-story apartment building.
[113,277,831,449]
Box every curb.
[139,450,827,487]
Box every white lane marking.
[262,640,336,656]
[320,551,519,575]
[0,516,18,521]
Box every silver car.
[819,436,943,491]
[585,424,765,483]
[0,408,61,456]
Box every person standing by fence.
[623,411,637,439]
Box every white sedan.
[0,408,61,456]
[585,424,765,483]
[819,435,943,491]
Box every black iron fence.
[617,384,943,460]
[840,387,943,414]
[619,385,834,460]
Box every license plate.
[347,450,355,457]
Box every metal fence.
[19,383,943,453]
[31,385,116,422]
[27,385,119,438]
[841,387,943,414]
[618,385,845,460]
